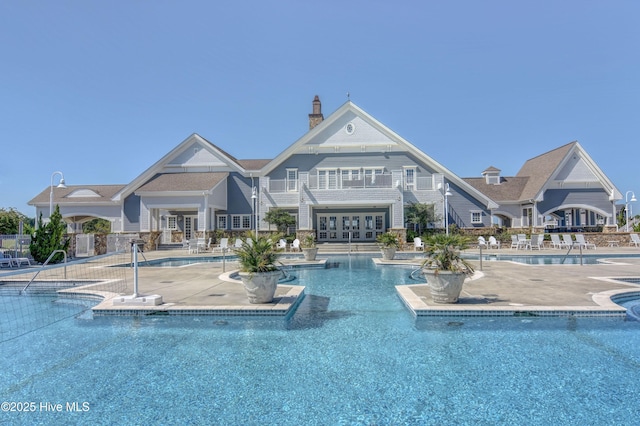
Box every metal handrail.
[21,250,68,294]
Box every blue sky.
[1,1,639,215]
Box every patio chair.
[477,236,488,249]
[213,238,229,253]
[246,237,253,247]
[233,238,243,249]
[528,234,544,250]
[290,238,301,252]
[516,234,529,250]
[488,236,501,249]
[1,254,14,268]
[188,238,200,254]
[562,234,574,248]
[550,234,566,249]
[574,234,596,250]
[276,239,287,251]
[413,237,424,251]
[630,233,640,247]
[510,235,519,249]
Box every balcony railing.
[267,174,434,193]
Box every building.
[29,97,622,247]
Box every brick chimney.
[308,95,324,130]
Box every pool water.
[2,255,640,425]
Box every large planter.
[381,247,396,261]
[238,270,281,304]
[302,247,318,261]
[422,269,467,303]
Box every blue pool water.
[2,255,640,425]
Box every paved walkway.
[4,246,640,317]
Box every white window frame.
[231,214,252,230]
[167,215,178,230]
[216,215,227,230]
[317,169,338,189]
[286,168,298,192]
[403,166,416,190]
[471,211,483,224]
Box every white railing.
[268,173,434,193]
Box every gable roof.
[261,100,498,209]
[463,141,622,203]
[135,172,228,194]
[28,185,126,206]
[113,134,247,201]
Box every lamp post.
[251,186,258,239]
[49,171,67,219]
[438,182,453,235]
[625,190,637,232]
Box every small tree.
[405,202,437,235]
[83,218,111,234]
[0,208,34,235]
[263,208,296,235]
[30,205,69,264]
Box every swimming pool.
[2,255,640,424]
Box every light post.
[625,190,637,232]
[438,182,453,235]
[49,171,67,219]
[251,186,258,239]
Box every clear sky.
[1,1,639,216]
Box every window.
[317,169,338,189]
[471,211,482,224]
[403,167,416,190]
[286,169,298,192]
[167,215,177,230]
[231,214,252,230]
[216,215,227,230]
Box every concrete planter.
[381,247,396,261]
[302,247,318,261]
[238,270,281,304]
[422,269,466,303]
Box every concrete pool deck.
[5,246,640,317]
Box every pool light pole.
[438,182,452,235]
[49,171,67,219]
[252,185,258,239]
[625,190,637,232]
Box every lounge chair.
[233,238,243,249]
[413,237,424,251]
[1,254,14,268]
[214,238,229,253]
[510,235,519,249]
[188,238,200,254]
[477,236,488,249]
[276,239,287,251]
[550,234,566,249]
[528,234,544,250]
[630,233,640,247]
[290,238,301,252]
[246,237,253,247]
[515,234,528,250]
[488,236,500,249]
[574,234,596,250]
[562,234,574,248]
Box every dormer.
[482,166,501,185]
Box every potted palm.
[421,234,475,303]
[377,232,399,260]
[235,236,281,303]
[301,234,318,261]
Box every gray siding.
[539,189,612,215]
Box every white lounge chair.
[214,238,229,253]
[574,234,596,250]
[516,234,529,250]
[510,235,519,249]
[630,233,640,247]
[528,234,544,250]
[1,254,14,268]
[233,238,243,249]
[488,236,500,249]
[550,234,566,249]
[188,238,200,254]
[477,236,488,249]
[276,239,287,251]
[290,238,300,252]
[413,237,424,251]
[562,234,574,248]
[246,237,253,247]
